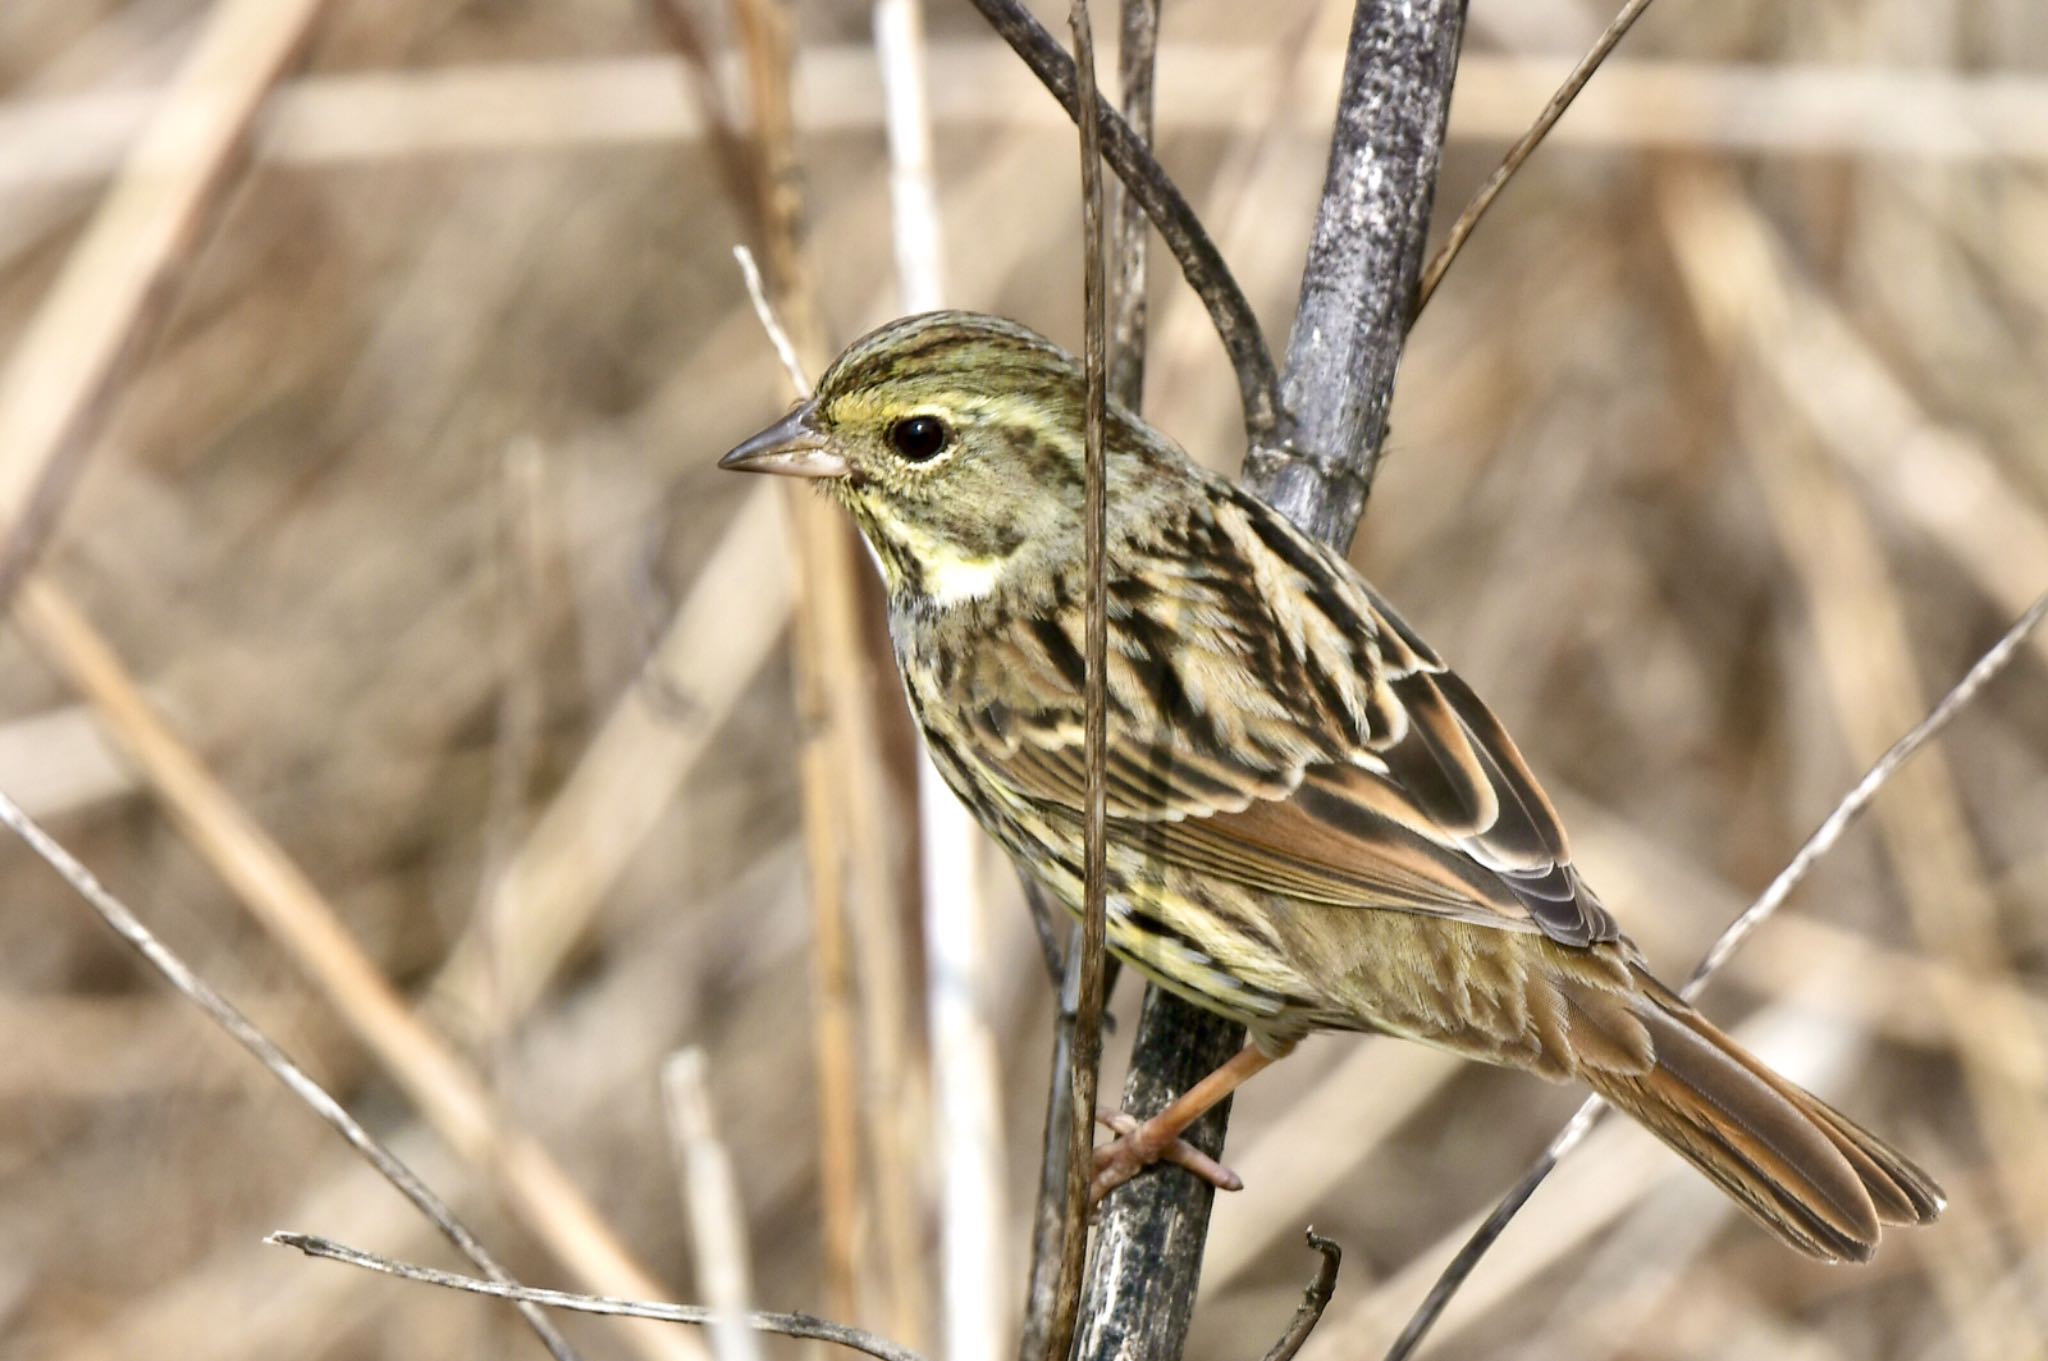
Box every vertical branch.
[1045,8,1114,1361]
[1107,0,1160,408]
[1079,4,1470,1358]
[1020,4,1156,1351]
[963,0,1283,452]
[1246,0,1470,552]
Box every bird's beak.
[717,402,848,480]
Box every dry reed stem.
[1659,172,2048,665]
[472,440,550,1068]
[663,1048,767,1361]
[267,1233,928,1361]
[724,0,909,1334]
[0,0,333,603]
[14,577,708,1361]
[16,53,2048,189]
[873,2,1012,1355]
[431,481,792,1022]
[730,1,928,1338]
[1663,168,2048,1236]
[0,785,580,1361]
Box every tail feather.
[1577,971,1943,1262]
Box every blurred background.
[2,1,2045,1358]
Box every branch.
[963,0,1284,452]
[0,787,580,1361]
[1260,1231,1344,1361]
[1415,0,1660,313]
[1247,0,1470,551]
[265,1234,927,1361]
[15,579,704,1361]
[0,0,335,608]
[1379,588,2048,1361]
[1107,0,1161,408]
[1044,6,1116,1358]
[1078,6,1469,1357]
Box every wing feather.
[932,485,1617,947]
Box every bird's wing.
[956,486,1617,947]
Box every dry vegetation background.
[2,0,2046,1358]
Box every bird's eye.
[888,415,949,463]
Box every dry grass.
[2,2,2045,1359]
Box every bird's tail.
[1579,971,1943,1261]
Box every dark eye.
[888,415,949,462]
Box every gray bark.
[1075,3,1469,1357]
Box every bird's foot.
[1090,1109,1244,1205]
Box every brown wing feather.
[930,483,1615,946]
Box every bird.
[719,309,1943,1261]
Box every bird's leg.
[1091,1043,1275,1203]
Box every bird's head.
[719,311,1185,609]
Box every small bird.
[721,311,1942,1260]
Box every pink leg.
[1090,1044,1275,1203]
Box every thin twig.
[1022,874,1068,987]
[963,0,1284,453]
[1260,1231,1343,1361]
[1046,7,1115,1361]
[733,244,813,399]
[14,580,706,1361]
[1379,589,2048,1361]
[0,0,334,608]
[1687,592,2048,989]
[662,1050,765,1361]
[1018,941,1086,1361]
[0,788,580,1361]
[264,1234,928,1361]
[1414,0,1658,313]
[1022,4,1153,1351]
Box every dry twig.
[266,1234,927,1361]
[1415,0,1659,312]
[872,3,1012,1354]
[1043,9,1115,1361]
[727,2,929,1335]
[1260,1231,1343,1361]
[1376,588,2048,1361]
[15,579,706,1361]
[0,0,334,604]
[0,787,580,1361]
[963,0,1284,451]
[662,1049,765,1361]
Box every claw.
[1090,1108,1244,1204]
